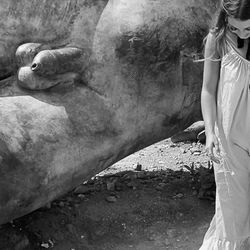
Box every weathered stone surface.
[0,0,218,224]
[92,0,216,144]
[171,121,205,143]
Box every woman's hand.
[205,132,221,164]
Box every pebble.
[41,243,50,249]
[190,148,202,154]
[48,239,54,247]
[193,151,201,156]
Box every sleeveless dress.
[199,34,250,249]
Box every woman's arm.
[201,32,221,161]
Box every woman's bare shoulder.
[204,30,220,59]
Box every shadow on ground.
[0,159,215,250]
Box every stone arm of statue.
[16,43,84,90]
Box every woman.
[200,0,250,249]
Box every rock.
[198,130,206,143]
[171,121,205,143]
[0,0,217,224]
[190,148,202,156]
[193,152,201,156]
[41,240,54,249]
[41,243,50,249]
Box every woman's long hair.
[209,0,250,58]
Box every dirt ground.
[0,138,215,250]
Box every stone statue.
[0,0,218,224]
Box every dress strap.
[225,32,250,60]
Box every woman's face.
[228,17,250,39]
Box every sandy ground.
[0,138,215,250]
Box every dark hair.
[222,0,250,20]
[211,0,250,57]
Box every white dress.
[199,34,250,250]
